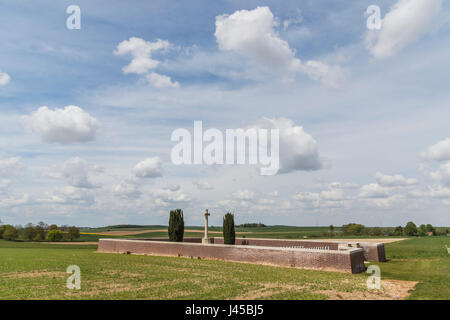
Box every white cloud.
[215,6,346,86]
[145,72,179,89]
[22,106,100,144]
[0,71,11,86]
[292,189,347,210]
[112,179,141,199]
[311,181,359,189]
[282,13,303,31]
[132,157,163,178]
[192,180,214,190]
[0,155,23,177]
[253,117,322,173]
[421,138,450,161]
[165,184,181,192]
[0,194,30,208]
[359,183,390,198]
[114,37,170,74]
[43,157,103,189]
[429,161,450,186]
[292,192,320,202]
[114,37,178,88]
[375,172,418,187]
[362,194,406,209]
[232,189,254,201]
[0,179,12,190]
[428,185,450,199]
[215,199,235,208]
[38,186,94,205]
[320,188,346,201]
[298,60,347,88]
[267,190,279,197]
[259,198,275,205]
[327,182,360,189]
[152,186,191,206]
[215,7,301,73]
[365,0,442,59]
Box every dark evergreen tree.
[223,213,235,245]
[168,209,184,242]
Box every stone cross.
[204,209,210,239]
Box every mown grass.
[0,236,448,300]
[375,236,450,300]
[0,240,369,300]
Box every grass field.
[0,235,448,300]
[374,237,450,300]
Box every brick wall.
[98,239,366,273]
[212,238,386,262]
[129,237,386,262]
[359,243,386,262]
[212,238,340,250]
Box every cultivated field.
[0,235,448,300]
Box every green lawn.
[0,240,368,300]
[0,236,448,300]
[375,236,450,300]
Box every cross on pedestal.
[203,209,210,239]
[202,209,212,244]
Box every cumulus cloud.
[192,180,214,190]
[428,185,450,198]
[22,106,100,144]
[292,191,320,202]
[165,184,181,192]
[327,182,359,189]
[0,194,30,208]
[132,157,163,178]
[38,186,94,205]
[232,189,254,201]
[292,189,347,210]
[114,37,169,74]
[112,179,141,199]
[421,138,450,161]
[0,155,23,177]
[311,181,359,189]
[215,6,346,86]
[114,37,179,88]
[320,188,346,201]
[359,183,390,198]
[365,0,442,59]
[259,198,275,205]
[267,190,279,197]
[0,179,12,191]
[429,162,450,186]
[253,117,322,174]
[375,172,418,187]
[152,186,191,207]
[362,194,406,209]
[0,71,11,86]
[215,7,300,72]
[298,60,347,88]
[145,72,179,89]
[43,157,103,189]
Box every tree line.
[0,221,80,242]
[340,222,448,236]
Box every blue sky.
[0,0,449,227]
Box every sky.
[0,0,449,227]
